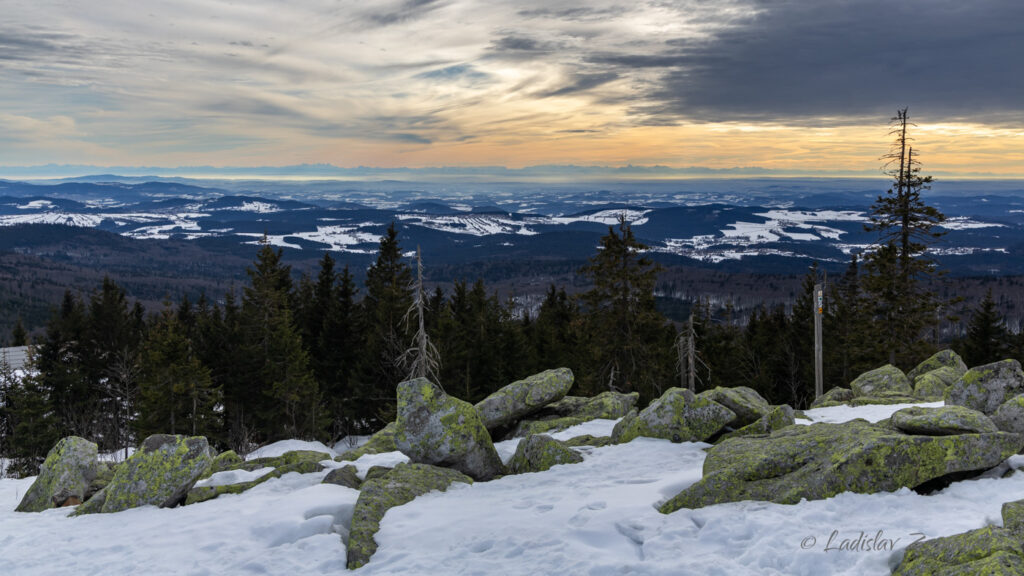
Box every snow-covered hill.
[3,402,1023,575]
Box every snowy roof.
[0,346,29,371]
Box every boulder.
[848,394,921,406]
[364,466,392,481]
[993,395,1024,435]
[16,436,99,512]
[78,434,212,514]
[907,349,968,382]
[185,450,327,505]
[1003,499,1024,536]
[697,386,771,427]
[336,423,397,462]
[561,434,613,448]
[891,406,998,435]
[891,525,1024,576]
[720,405,795,440]
[615,388,736,444]
[207,450,243,475]
[508,435,583,474]
[323,465,361,490]
[474,368,574,431]
[509,416,586,438]
[347,463,472,569]
[947,360,1024,415]
[543,391,639,421]
[913,366,961,399]
[394,378,504,481]
[610,409,638,443]
[659,420,1023,513]
[86,462,115,501]
[850,364,912,397]
[809,387,856,408]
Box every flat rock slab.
[892,525,1024,576]
[659,420,1023,513]
[891,405,998,435]
[697,387,770,427]
[346,463,471,570]
[474,368,574,431]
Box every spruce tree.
[961,289,1010,367]
[11,317,27,346]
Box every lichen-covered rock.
[79,434,212,514]
[395,377,504,481]
[947,360,1024,415]
[86,462,115,501]
[508,416,586,438]
[364,466,392,481]
[184,450,327,504]
[848,394,921,406]
[908,349,969,382]
[810,387,856,408]
[208,450,243,474]
[891,525,1024,576]
[544,391,639,421]
[323,465,361,490]
[337,422,397,462]
[720,405,795,440]
[659,420,1023,513]
[615,388,736,444]
[993,394,1024,435]
[561,434,613,448]
[697,387,771,427]
[891,406,998,435]
[474,368,574,431]
[914,366,962,399]
[1003,500,1024,536]
[850,364,912,397]
[347,463,472,569]
[16,436,99,512]
[610,409,638,443]
[508,435,583,474]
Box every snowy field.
[2,402,1023,575]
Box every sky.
[1,0,1023,177]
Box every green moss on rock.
[659,420,1024,513]
[16,436,99,512]
[79,434,212,514]
[616,388,735,444]
[720,405,795,441]
[474,368,574,431]
[323,465,361,490]
[850,364,912,397]
[892,525,1024,576]
[914,367,961,399]
[907,349,969,382]
[395,378,504,481]
[337,423,397,462]
[183,451,327,505]
[947,360,1024,415]
[891,406,998,435]
[1002,500,1024,536]
[697,387,770,427]
[561,435,613,448]
[346,463,472,570]
[508,435,583,474]
[993,394,1024,435]
[810,387,856,408]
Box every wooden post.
[814,283,824,400]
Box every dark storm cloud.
[587,0,1024,123]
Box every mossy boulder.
[185,450,327,504]
[323,465,361,490]
[947,360,1024,415]
[561,434,613,448]
[395,377,504,481]
[659,420,1023,513]
[337,423,397,462]
[544,391,639,421]
[914,366,962,399]
[1003,500,1024,536]
[364,466,392,481]
[908,349,969,382]
[86,462,116,501]
[891,406,998,435]
[78,434,212,514]
[474,368,574,431]
[615,388,735,444]
[508,435,584,474]
[697,387,771,427]
[611,409,638,443]
[993,394,1024,435]
[810,387,856,408]
[509,416,586,438]
[848,394,921,406]
[347,463,472,569]
[207,451,243,474]
[720,405,795,440]
[16,436,99,512]
[891,525,1024,576]
[850,364,912,397]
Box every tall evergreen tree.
[863,108,945,368]
[11,317,27,346]
[578,217,672,402]
[961,289,1010,367]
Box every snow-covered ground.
[2,403,1022,575]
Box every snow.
[940,217,1005,230]
[398,214,540,236]
[2,402,1021,575]
[246,439,336,460]
[796,401,945,425]
[195,467,276,488]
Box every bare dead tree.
[675,312,709,392]
[399,246,441,385]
